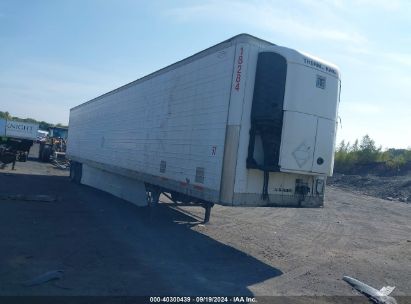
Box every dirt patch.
[327,173,411,202]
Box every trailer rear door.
[311,117,336,174]
[279,111,317,173]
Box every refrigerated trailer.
[67,34,341,222]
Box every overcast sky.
[1,0,410,148]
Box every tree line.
[334,134,411,175]
[0,111,67,131]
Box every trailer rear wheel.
[17,152,27,162]
[40,144,52,162]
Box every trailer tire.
[69,163,76,182]
[19,153,27,162]
[40,145,52,162]
[38,144,43,160]
[69,162,83,184]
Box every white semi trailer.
[0,119,39,141]
[0,119,39,164]
[67,34,341,222]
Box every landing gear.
[145,184,161,207]
[145,185,214,223]
[203,202,214,224]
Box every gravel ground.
[0,152,410,302]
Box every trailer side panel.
[68,46,237,201]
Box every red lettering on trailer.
[194,185,204,191]
[234,47,244,91]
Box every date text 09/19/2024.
[149,296,257,303]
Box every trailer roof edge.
[70,34,275,111]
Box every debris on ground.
[51,158,70,170]
[328,173,411,203]
[343,276,397,304]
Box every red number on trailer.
[234,47,244,91]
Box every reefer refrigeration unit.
[67,34,341,222]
